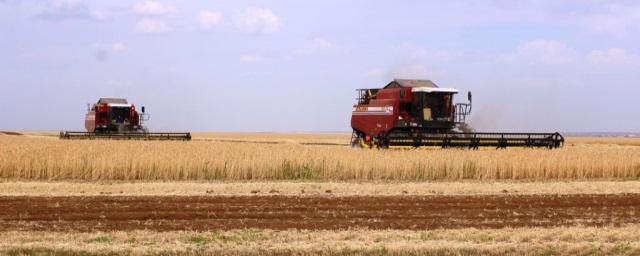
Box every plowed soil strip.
[1,194,638,231]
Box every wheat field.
[1,133,639,181]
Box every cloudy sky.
[1,0,639,132]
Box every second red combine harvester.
[351,79,563,149]
[60,98,191,140]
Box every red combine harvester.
[351,79,563,149]
[60,98,191,140]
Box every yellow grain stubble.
[2,225,640,255]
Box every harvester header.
[351,79,563,149]
[60,98,191,141]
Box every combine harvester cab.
[60,98,191,141]
[351,79,563,149]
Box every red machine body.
[351,79,464,141]
[84,98,143,133]
[352,87,422,136]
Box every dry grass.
[1,133,639,181]
[2,225,640,255]
[2,180,640,196]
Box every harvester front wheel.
[351,131,373,149]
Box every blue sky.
[1,0,639,132]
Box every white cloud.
[364,68,386,78]
[392,43,455,61]
[92,42,127,62]
[586,48,629,64]
[198,10,223,29]
[577,4,640,37]
[240,54,263,62]
[102,80,132,88]
[93,42,128,52]
[132,0,173,16]
[499,39,574,65]
[111,42,128,52]
[134,18,169,34]
[37,0,104,20]
[0,0,21,4]
[90,10,108,20]
[387,64,431,80]
[234,7,280,33]
[296,38,336,55]
[51,0,82,8]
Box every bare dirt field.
[1,194,638,232]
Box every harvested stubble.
[1,135,639,181]
[4,181,640,196]
[2,225,640,255]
